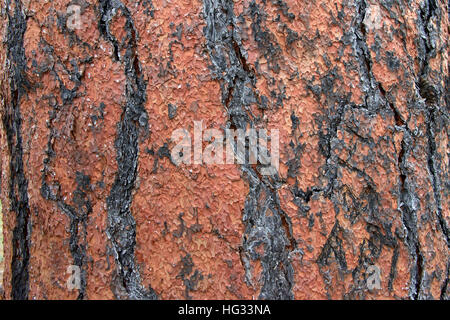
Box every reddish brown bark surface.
[0,0,448,299]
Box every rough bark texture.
[0,0,448,300]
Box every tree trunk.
[0,0,448,300]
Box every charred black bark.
[417,0,449,248]
[98,0,157,300]
[2,0,31,300]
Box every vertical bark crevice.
[424,106,449,246]
[2,0,31,300]
[98,0,156,300]
[398,133,424,299]
[416,0,449,248]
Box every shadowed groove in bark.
[414,0,448,298]
[398,134,424,299]
[416,0,449,248]
[98,0,157,300]
[2,0,31,300]
[425,106,449,247]
[202,0,295,300]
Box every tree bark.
[0,0,448,300]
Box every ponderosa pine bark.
[0,0,448,300]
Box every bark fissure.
[416,0,449,247]
[3,0,31,300]
[397,128,424,299]
[425,107,449,246]
[98,0,156,300]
